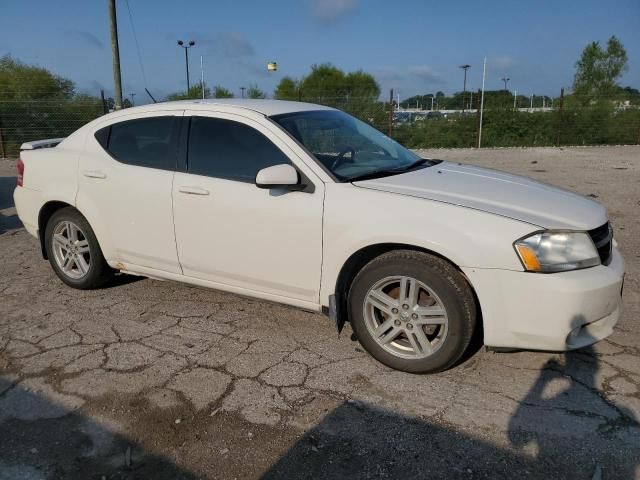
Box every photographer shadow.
[508,315,639,478]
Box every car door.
[77,111,183,274]
[172,111,324,304]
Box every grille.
[588,222,613,265]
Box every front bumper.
[462,245,625,351]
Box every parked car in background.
[14,99,625,373]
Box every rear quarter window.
[94,116,179,170]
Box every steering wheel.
[331,147,356,170]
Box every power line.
[124,0,148,89]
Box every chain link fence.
[313,93,640,149]
[1,94,638,158]
[0,98,105,158]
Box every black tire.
[44,207,113,289]
[348,250,476,374]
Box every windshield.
[271,110,434,182]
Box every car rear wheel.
[45,207,113,289]
[348,250,476,373]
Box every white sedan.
[13,99,625,373]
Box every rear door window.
[95,116,179,170]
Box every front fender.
[319,183,536,306]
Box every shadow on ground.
[1,342,637,479]
[264,353,638,479]
[0,379,197,479]
[0,175,21,235]
[0,176,15,210]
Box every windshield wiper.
[391,158,432,172]
[347,159,435,183]
[347,169,407,182]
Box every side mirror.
[255,164,300,189]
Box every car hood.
[353,161,607,230]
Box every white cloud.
[312,0,359,23]
[185,32,255,59]
[65,30,104,49]
[377,65,444,84]
[407,65,444,83]
[374,65,446,98]
[489,55,515,71]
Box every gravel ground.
[0,146,639,479]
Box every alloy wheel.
[51,220,92,280]
[362,275,449,359]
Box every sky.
[1,0,639,104]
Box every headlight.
[514,231,600,273]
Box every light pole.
[129,92,136,106]
[177,40,195,91]
[501,77,510,91]
[240,87,246,98]
[459,64,471,112]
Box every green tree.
[274,63,380,105]
[573,36,628,100]
[0,55,75,100]
[247,84,266,99]
[274,76,299,100]
[273,64,384,129]
[0,55,103,157]
[344,70,380,100]
[213,85,234,98]
[166,81,211,100]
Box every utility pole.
[459,64,471,112]
[513,89,517,110]
[388,88,394,137]
[556,87,565,146]
[100,89,108,114]
[200,55,205,99]
[478,57,487,148]
[108,0,123,110]
[475,88,482,145]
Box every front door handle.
[178,186,210,196]
[83,170,107,179]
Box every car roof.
[125,99,336,117]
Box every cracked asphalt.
[1,146,639,479]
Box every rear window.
[94,116,179,170]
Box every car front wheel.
[349,250,476,373]
[44,207,113,289]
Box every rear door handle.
[83,170,107,179]
[178,186,210,196]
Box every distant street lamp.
[129,92,136,106]
[501,77,510,91]
[459,64,471,112]
[177,40,195,91]
[240,86,246,98]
